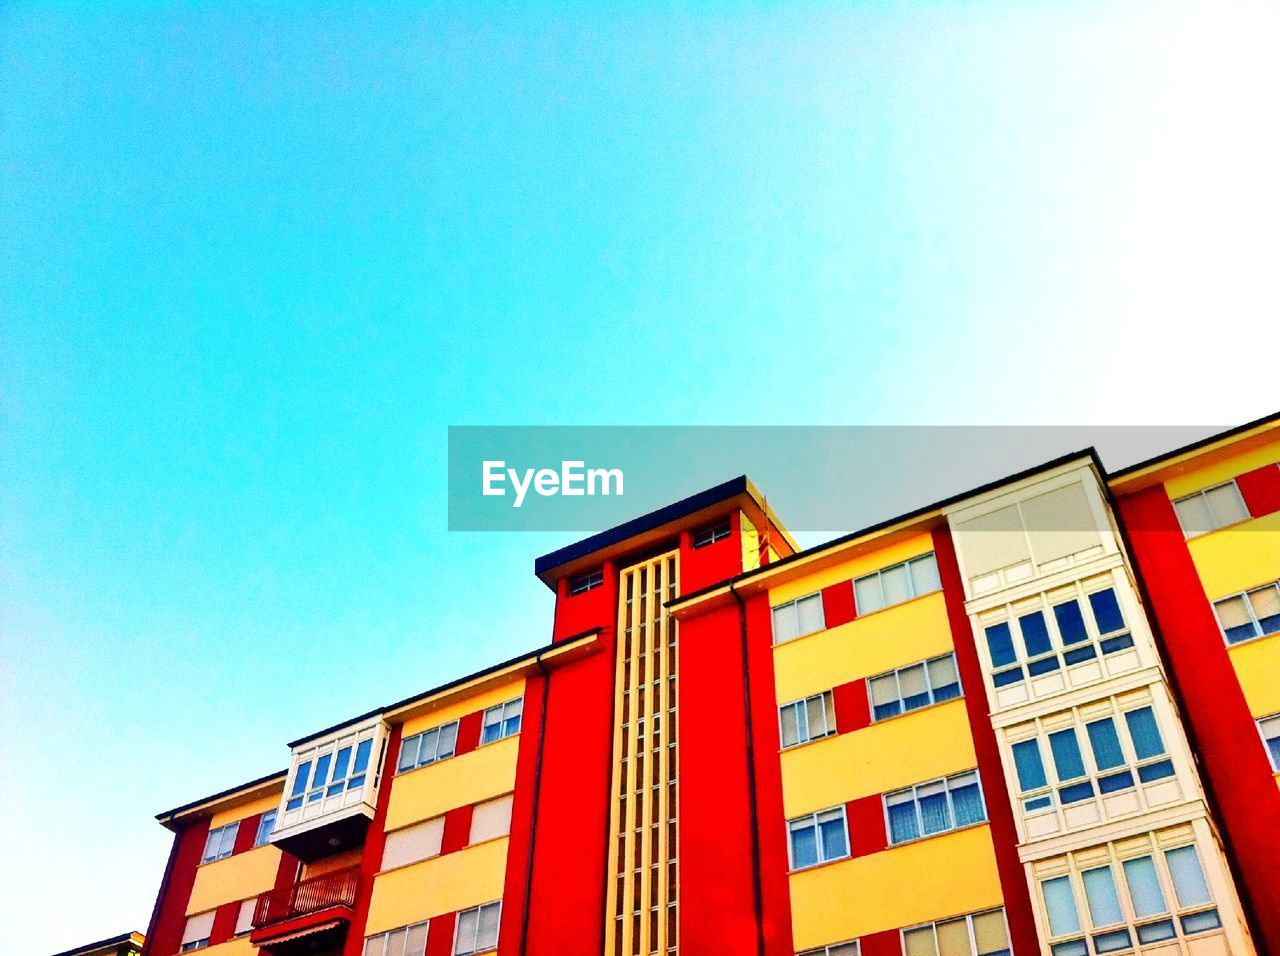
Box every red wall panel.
[455,710,483,757]
[846,794,887,858]
[141,817,211,956]
[1237,463,1280,519]
[210,901,239,945]
[341,724,404,956]
[821,580,857,630]
[425,910,457,956]
[932,528,1041,956]
[231,813,260,855]
[498,669,547,955]
[1115,486,1280,951]
[442,804,475,856]
[833,679,870,734]
[861,928,902,956]
[680,511,745,594]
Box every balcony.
[270,717,389,860]
[250,866,360,952]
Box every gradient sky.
[2,2,1278,950]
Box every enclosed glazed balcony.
[249,865,359,952]
[270,716,389,860]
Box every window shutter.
[182,912,215,946]
[469,795,514,844]
[382,818,444,870]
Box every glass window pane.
[798,594,825,635]
[881,564,911,605]
[1165,845,1213,908]
[291,761,312,795]
[405,923,428,956]
[1049,729,1087,781]
[1013,740,1048,792]
[1042,876,1082,936]
[477,903,501,948]
[439,722,459,757]
[870,675,901,720]
[780,704,801,748]
[1053,601,1089,645]
[1214,595,1257,644]
[386,928,407,956]
[918,783,952,834]
[1082,867,1124,927]
[985,623,1017,668]
[455,909,479,953]
[910,554,941,595]
[312,753,332,790]
[1180,909,1222,934]
[1248,585,1280,633]
[927,655,960,700]
[1174,494,1213,537]
[1122,856,1167,918]
[330,746,352,783]
[936,918,973,956]
[1204,482,1248,527]
[1123,707,1166,760]
[972,911,1010,956]
[899,665,929,710]
[773,604,798,643]
[397,737,419,772]
[818,810,848,860]
[805,695,828,737]
[790,820,818,868]
[950,775,986,827]
[1087,590,1126,635]
[887,793,920,844]
[854,575,883,615]
[1019,611,1053,657]
[1086,719,1126,771]
[904,927,939,956]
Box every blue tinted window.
[1042,877,1081,936]
[1124,707,1166,760]
[1166,846,1213,907]
[1013,740,1048,792]
[1086,718,1126,770]
[1088,589,1126,635]
[1050,729,1087,780]
[1054,601,1089,645]
[887,800,919,844]
[1082,866,1124,927]
[790,822,818,868]
[985,622,1017,667]
[1019,611,1054,656]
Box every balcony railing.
[253,866,360,928]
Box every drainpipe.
[518,650,551,955]
[730,580,767,956]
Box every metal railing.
[252,865,360,928]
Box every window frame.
[1258,714,1280,772]
[798,941,859,956]
[1007,697,1176,818]
[286,726,378,812]
[980,580,1135,691]
[772,592,826,644]
[201,821,239,864]
[867,653,963,722]
[853,552,941,616]
[692,518,732,548]
[1172,480,1250,538]
[1038,839,1222,956]
[481,698,524,745]
[453,901,502,956]
[254,809,277,847]
[779,690,837,749]
[1211,579,1280,646]
[363,919,430,956]
[786,805,851,871]
[568,568,604,595]
[883,770,987,846]
[900,907,1012,956]
[398,720,461,775]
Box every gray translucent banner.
[448,425,1233,532]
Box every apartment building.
[140,415,1280,956]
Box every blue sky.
[2,2,1278,949]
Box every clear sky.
[2,2,1278,950]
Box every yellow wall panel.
[1227,634,1280,717]
[187,846,280,915]
[1187,511,1280,600]
[1163,436,1280,499]
[386,737,519,831]
[789,825,1003,949]
[209,791,283,829]
[770,532,936,606]
[773,593,953,703]
[364,838,509,936]
[780,700,975,816]
[400,679,526,738]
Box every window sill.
[867,693,966,728]
[886,819,989,850]
[787,852,852,875]
[772,590,943,648]
[779,731,839,754]
[1223,628,1280,650]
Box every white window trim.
[1258,713,1280,772]
[1037,838,1222,954]
[1172,480,1250,538]
[786,805,850,871]
[778,691,837,749]
[453,901,502,956]
[201,822,238,864]
[398,720,461,775]
[899,907,1011,956]
[285,725,379,813]
[771,592,825,644]
[883,770,987,846]
[853,552,940,616]
[867,653,962,722]
[1211,579,1280,647]
[480,698,523,746]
